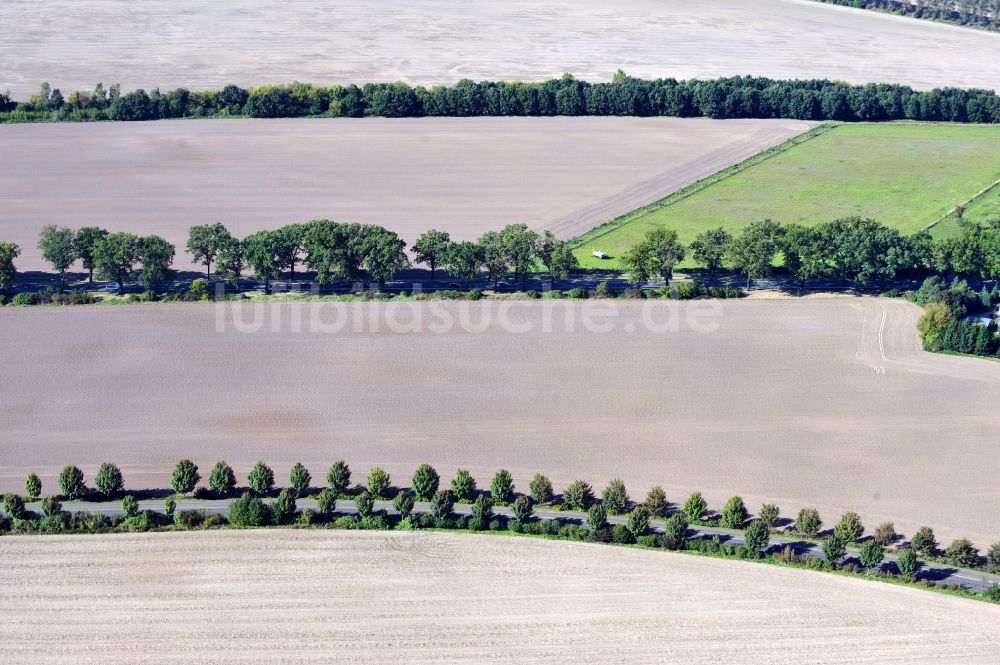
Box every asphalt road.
[26,496,1000,594]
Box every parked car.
[103,283,119,292]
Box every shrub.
[289,462,311,496]
[188,278,209,299]
[758,504,780,528]
[58,465,86,499]
[430,490,455,521]
[297,508,318,526]
[721,496,748,529]
[611,523,635,544]
[315,489,337,516]
[121,512,158,532]
[529,474,554,504]
[796,507,822,536]
[601,478,630,515]
[682,491,707,522]
[72,511,110,533]
[859,539,886,570]
[228,492,271,527]
[248,461,275,496]
[170,459,200,494]
[663,514,689,550]
[674,282,696,299]
[562,480,594,511]
[392,490,415,519]
[988,542,1000,573]
[821,534,847,564]
[12,292,33,306]
[544,289,563,299]
[451,468,476,501]
[625,506,651,538]
[511,496,533,522]
[326,461,352,495]
[873,522,897,546]
[946,538,980,568]
[174,509,207,528]
[360,514,390,530]
[164,497,176,516]
[587,503,608,532]
[40,496,63,517]
[467,288,483,301]
[332,515,360,529]
[412,464,440,501]
[595,281,611,297]
[833,511,865,543]
[643,486,668,517]
[743,520,770,557]
[490,469,514,504]
[271,489,297,524]
[209,461,237,497]
[120,494,139,517]
[911,526,938,556]
[24,473,41,500]
[354,490,375,518]
[38,512,70,533]
[94,462,124,499]
[470,495,494,529]
[896,546,921,579]
[366,467,391,498]
[567,287,587,299]
[2,492,25,519]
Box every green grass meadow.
[573,123,1000,268]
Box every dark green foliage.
[186,222,233,276]
[451,469,477,501]
[562,480,594,511]
[625,506,651,537]
[366,467,391,498]
[170,459,200,494]
[164,497,176,516]
[721,496,748,529]
[511,496,533,522]
[833,511,865,543]
[663,514,689,550]
[94,462,124,498]
[326,461,351,495]
[682,491,708,522]
[896,547,921,579]
[987,542,1000,574]
[248,461,274,496]
[228,492,271,527]
[297,508,318,526]
[40,496,62,517]
[120,494,139,517]
[209,461,237,497]
[743,520,770,557]
[3,493,25,519]
[470,495,494,530]
[289,462,311,497]
[271,489,297,524]
[796,507,823,537]
[392,490,415,519]
[412,464,440,501]
[601,478,630,515]
[24,473,41,500]
[690,227,732,272]
[946,538,981,568]
[821,534,847,564]
[93,231,140,294]
[490,469,514,504]
[643,486,668,518]
[58,465,86,499]
[315,489,337,516]
[430,490,455,521]
[529,474,554,504]
[173,509,208,529]
[71,511,110,533]
[911,526,938,556]
[758,504,780,528]
[611,523,635,544]
[354,491,375,518]
[859,539,886,570]
[587,503,608,532]
[138,235,175,292]
[411,230,451,281]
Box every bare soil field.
[1,530,998,664]
[3,0,1000,97]
[1,298,998,546]
[0,117,812,272]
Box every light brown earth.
[1,530,999,664]
[1,298,998,547]
[3,0,1000,97]
[0,117,813,272]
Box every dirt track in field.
[1,297,998,547]
[1,530,998,664]
[3,0,1000,96]
[0,117,812,272]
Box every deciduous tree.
[37,225,77,291]
[412,229,451,281]
[186,222,233,276]
[94,462,124,499]
[170,459,200,494]
[93,232,141,295]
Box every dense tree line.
[816,0,1000,31]
[4,72,1000,123]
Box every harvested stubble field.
[1,298,998,547]
[0,117,813,272]
[4,0,1000,97]
[575,123,1000,267]
[1,530,999,664]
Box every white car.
[592,250,608,259]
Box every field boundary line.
[567,122,840,249]
[925,177,1000,232]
